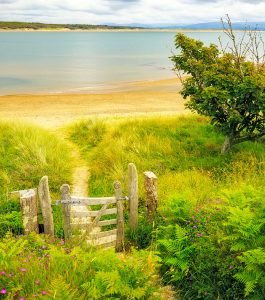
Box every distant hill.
[119,21,265,30]
[0,21,143,30]
[1,20,265,31]
[176,21,265,30]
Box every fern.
[0,233,28,268]
[158,224,194,283]
[222,206,265,253]
[46,275,82,299]
[235,248,265,297]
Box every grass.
[68,115,265,298]
[0,121,73,197]
[68,115,265,209]
[0,115,264,299]
[0,121,74,236]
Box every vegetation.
[0,233,163,299]
[0,122,73,237]
[69,115,265,299]
[171,17,265,153]
[0,21,142,31]
[0,115,264,299]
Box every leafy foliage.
[171,18,265,153]
[158,189,265,299]
[0,234,163,299]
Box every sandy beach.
[0,78,187,128]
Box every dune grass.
[68,115,265,209]
[0,121,73,197]
[0,121,74,236]
[67,115,265,299]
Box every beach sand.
[0,78,187,128]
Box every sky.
[0,0,265,25]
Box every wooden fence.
[10,163,158,251]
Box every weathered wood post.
[144,171,158,221]
[114,181,124,252]
[20,189,38,235]
[38,176,54,236]
[128,163,138,230]
[60,184,72,241]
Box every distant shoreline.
[0,28,249,33]
[0,28,252,32]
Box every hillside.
[0,21,143,30]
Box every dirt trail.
[52,127,89,197]
[72,166,89,197]
[69,141,89,197]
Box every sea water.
[0,31,251,95]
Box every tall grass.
[68,115,265,298]
[0,122,73,197]
[68,115,265,210]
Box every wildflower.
[229,265,233,269]
[0,289,7,295]
[196,233,203,237]
[35,279,40,285]
[32,294,38,297]
[193,225,197,229]
[191,215,195,219]
[20,268,27,273]
[0,271,5,275]
[41,291,48,295]
[61,239,65,245]
[41,245,47,249]
[20,297,25,300]
[7,273,13,277]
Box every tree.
[171,16,265,153]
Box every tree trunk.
[221,135,234,154]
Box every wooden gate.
[56,180,127,251]
[10,163,143,252]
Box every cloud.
[0,0,265,25]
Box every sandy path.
[0,78,186,129]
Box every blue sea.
[0,31,249,95]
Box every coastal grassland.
[0,121,171,300]
[68,115,265,202]
[68,115,265,299]
[0,121,73,237]
[0,122,73,194]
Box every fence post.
[144,171,158,221]
[20,189,39,235]
[114,181,124,252]
[38,176,54,236]
[128,163,138,230]
[60,184,71,241]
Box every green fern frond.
[47,275,81,300]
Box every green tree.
[171,16,265,153]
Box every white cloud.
[0,0,265,25]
